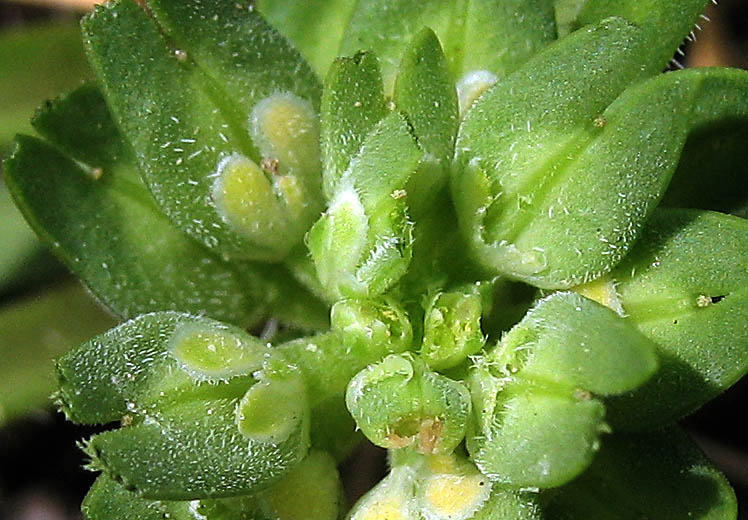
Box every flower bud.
[346,354,471,454]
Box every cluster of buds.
[4,0,747,518]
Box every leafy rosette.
[3,0,748,518]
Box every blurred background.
[1,1,747,518]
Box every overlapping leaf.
[339,0,557,93]
[83,0,322,261]
[454,30,748,289]
[58,312,307,499]
[602,208,748,430]
[577,0,708,74]
[4,85,268,326]
[467,292,657,488]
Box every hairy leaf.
[60,312,306,498]
[4,85,267,325]
[454,30,748,289]
[604,208,748,430]
[577,0,708,74]
[394,28,459,216]
[83,0,322,260]
[467,292,657,488]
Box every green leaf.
[57,312,265,424]
[83,0,322,261]
[321,52,387,199]
[395,28,458,167]
[339,0,557,93]
[256,299,412,458]
[466,292,658,488]
[453,26,743,289]
[309,111,421,300]
[0,22,91,152]
[394,28,459,216]
[441,0,557,81]
[346,354,471,453]
[275,298,414,407]
[498,292,658,396]
[468,383,606,489]
[0,282,116,426]
[577,0,708,74]
[453,18,648,288]
[4,85,267,326]
[339,0,454,93]
[603,208,748,430]
[544,427,738,519]
[83,450,343,520]
[256,0,358,79]
[60,312,306,499]
[661,68,748,216]
[82,475,194,520]
[85,396,308,500]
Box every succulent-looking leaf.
[601,208,748,430]
[256,0,358,79]
[394,28,459,217]
[466,292,658,488]
[544,427,738,519]
[339,0,556,93]
[83,450,343,520]
[4,84,268,326]
[309,111,421,301]
[468,379,607,489]
[255,298,413,457]
[83,0,322,261]
[498,292,658,395]
[454,27,748,289]
[321,52,387,199]
[82,475,194,520]
[660,68,748,216]
[577,0,709,74]
[58,312,306,499]
[346,354,472,454]
[272,298,414,405]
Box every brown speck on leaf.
[386,432,413,449]
[261,157,280,175]
[593,116,607,128]
[417,418,442,454]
